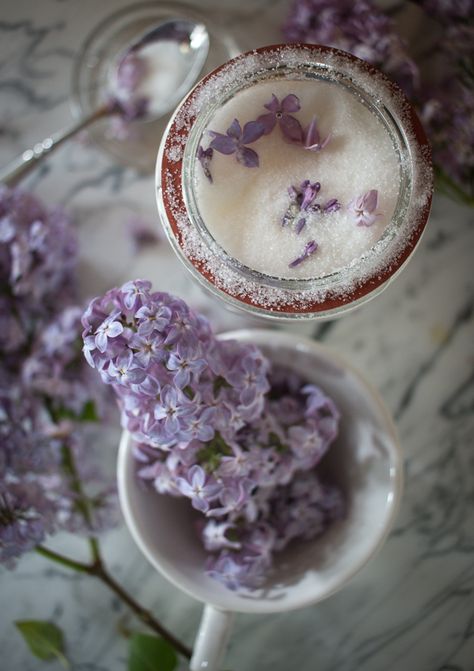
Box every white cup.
[117,329,403,670]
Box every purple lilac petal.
[323,198,341,213]
[241,120,265,145]
[257,112,277,134]
[280,115,304,143]
[304,117,332,152]
[296,218,306,234]
[197,146,214,183]
[264,94,280,112]
[281,94,301,113]
[227,118,242,139]
[236,147,259,168]
[208,132,237,155]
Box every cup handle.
[190,604,234,671]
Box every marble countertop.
[1,1,473,670]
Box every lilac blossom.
[414,0,474,20]
[257,94,303,143]
[348,189,381,227]
[197,146,214,182]
[282,180,340,234]
[282,0,419,97]
[0,186,116,567]
[289,240,319,268]
[83,282,344,590]
[176,465,220,513]
[208,118,265,168]
[419,25,474,201]
[302,116,331,152]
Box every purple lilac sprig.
[0,185,116,567]
[0,185,77,329]
[83,281,344,590]
[282,0,419,97]
[419,25,474,202]
[413,0,474,21]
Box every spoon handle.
[0,105,110,188]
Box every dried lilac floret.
[302,116,332,152]
[288,240,319,267]
[257,94,304,143]
[348,189,381,226]
[282,180,340,235]
[208,118,265,168]
[197,146,214,182]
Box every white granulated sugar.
[194,79,400,279]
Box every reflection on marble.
[0,1,473,670]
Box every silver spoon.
[0,19,209,187]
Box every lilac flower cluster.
[282,0,419,97]
[82,281,344,590]
[0,184,77,361]
[199,93,331,178]
[281,180,379,268]
[413,0,474,21]
[419,25,474,200]
[0,185,115,566]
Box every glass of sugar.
[156,44,433,320]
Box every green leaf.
[15,620,69,668]
[55,399,99,423]
[128,633,178,671]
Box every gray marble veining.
[0,1,473,670]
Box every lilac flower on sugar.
[257,94,303,143]
[302,116,331,152]
[175,465,220,513]
[288,240,319,268]
[282,180,340,234]
[197,145,213,182]
[348,189,381,227]
[208,118,265,168]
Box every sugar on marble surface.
[194,79,401,279]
